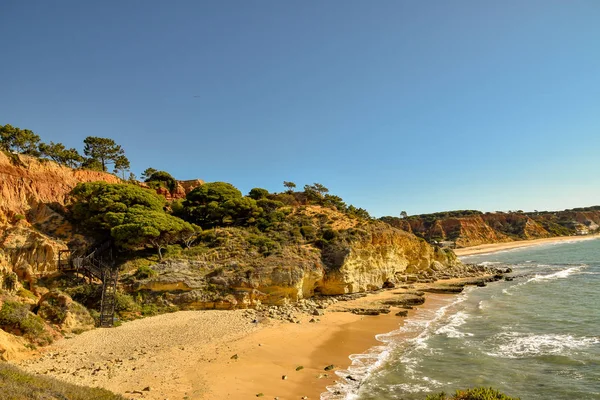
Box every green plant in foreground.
[425,387,520,400]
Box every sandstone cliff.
[0,153,203,277]
[383,208,600,247]
[0,152,471,313]
[131,217,466,309]
[0,153,121,276]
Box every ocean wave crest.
[486,332,600,358]
[526,265,586,283]
[502,264,587,295]
[435,311,473,338]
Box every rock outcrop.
[317,223,460,295]
[133,221,467,307]
[37,291,95,334]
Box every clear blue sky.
[1,1,599,216]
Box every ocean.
[323,238,600,400]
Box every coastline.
[454,234,600,257]
[15,278,489,400]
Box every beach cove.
[14,234,600,399]
[15,271,505,400]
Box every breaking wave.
[486,332,600,358]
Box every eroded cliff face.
[0,153,120,276]
[318,223,460,295]
[134,245,326,309]
[135,221,465,308]
[0,153,204,277]
[385,209,600,247]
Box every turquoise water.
[323,238,600,400]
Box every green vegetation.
[425,387,519,400]
[183,182,262,228]
[70,182,197,259]
[82,136,129,174]
[2,271,18,292]
[39,141,84,167]
[140,167,157,180]
[135,265,158,279]
[70,182,165,230]
[110,207,197,259]
[0,124,41,156]
[0,363,125,399]
[145,170,178,192]
[0,301,53,346]
[1,123,132,177]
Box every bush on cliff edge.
[425,387,520,400]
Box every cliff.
[131,210,468,309]
[0,152,121,277]
[0,151,467,315]
[382,208,600,247]
[0,153,203,278]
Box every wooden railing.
[58,243,118,327]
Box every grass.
[0,363,125,399]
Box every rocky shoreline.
[250,263,510,321]
[15,264,510,400]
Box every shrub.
[114,292,140,314]
[322,228,337,241]
[141,304,160,316]
[17,288,38,301]
[134,265,157,280]
[145,170,177,193]
[425,387,520,400]
[247,234,280,256]
[2,272,18,292]
[65,284,102,310]
[300,225,316,240]
[37,296,68,324]
[0,301,52,345]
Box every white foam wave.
[502,265,587,296]
[435,311,473,338]
[527,265,586,283]
[322,290,472,399]
[486,332,600,358]
[390,376,445,393]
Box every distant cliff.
[381,208,600,247]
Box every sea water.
[323,238,600,400]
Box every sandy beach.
[454,234,600,257]
[14,235,598,399]
[16,283,462,400]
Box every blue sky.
[1,1,599,216]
